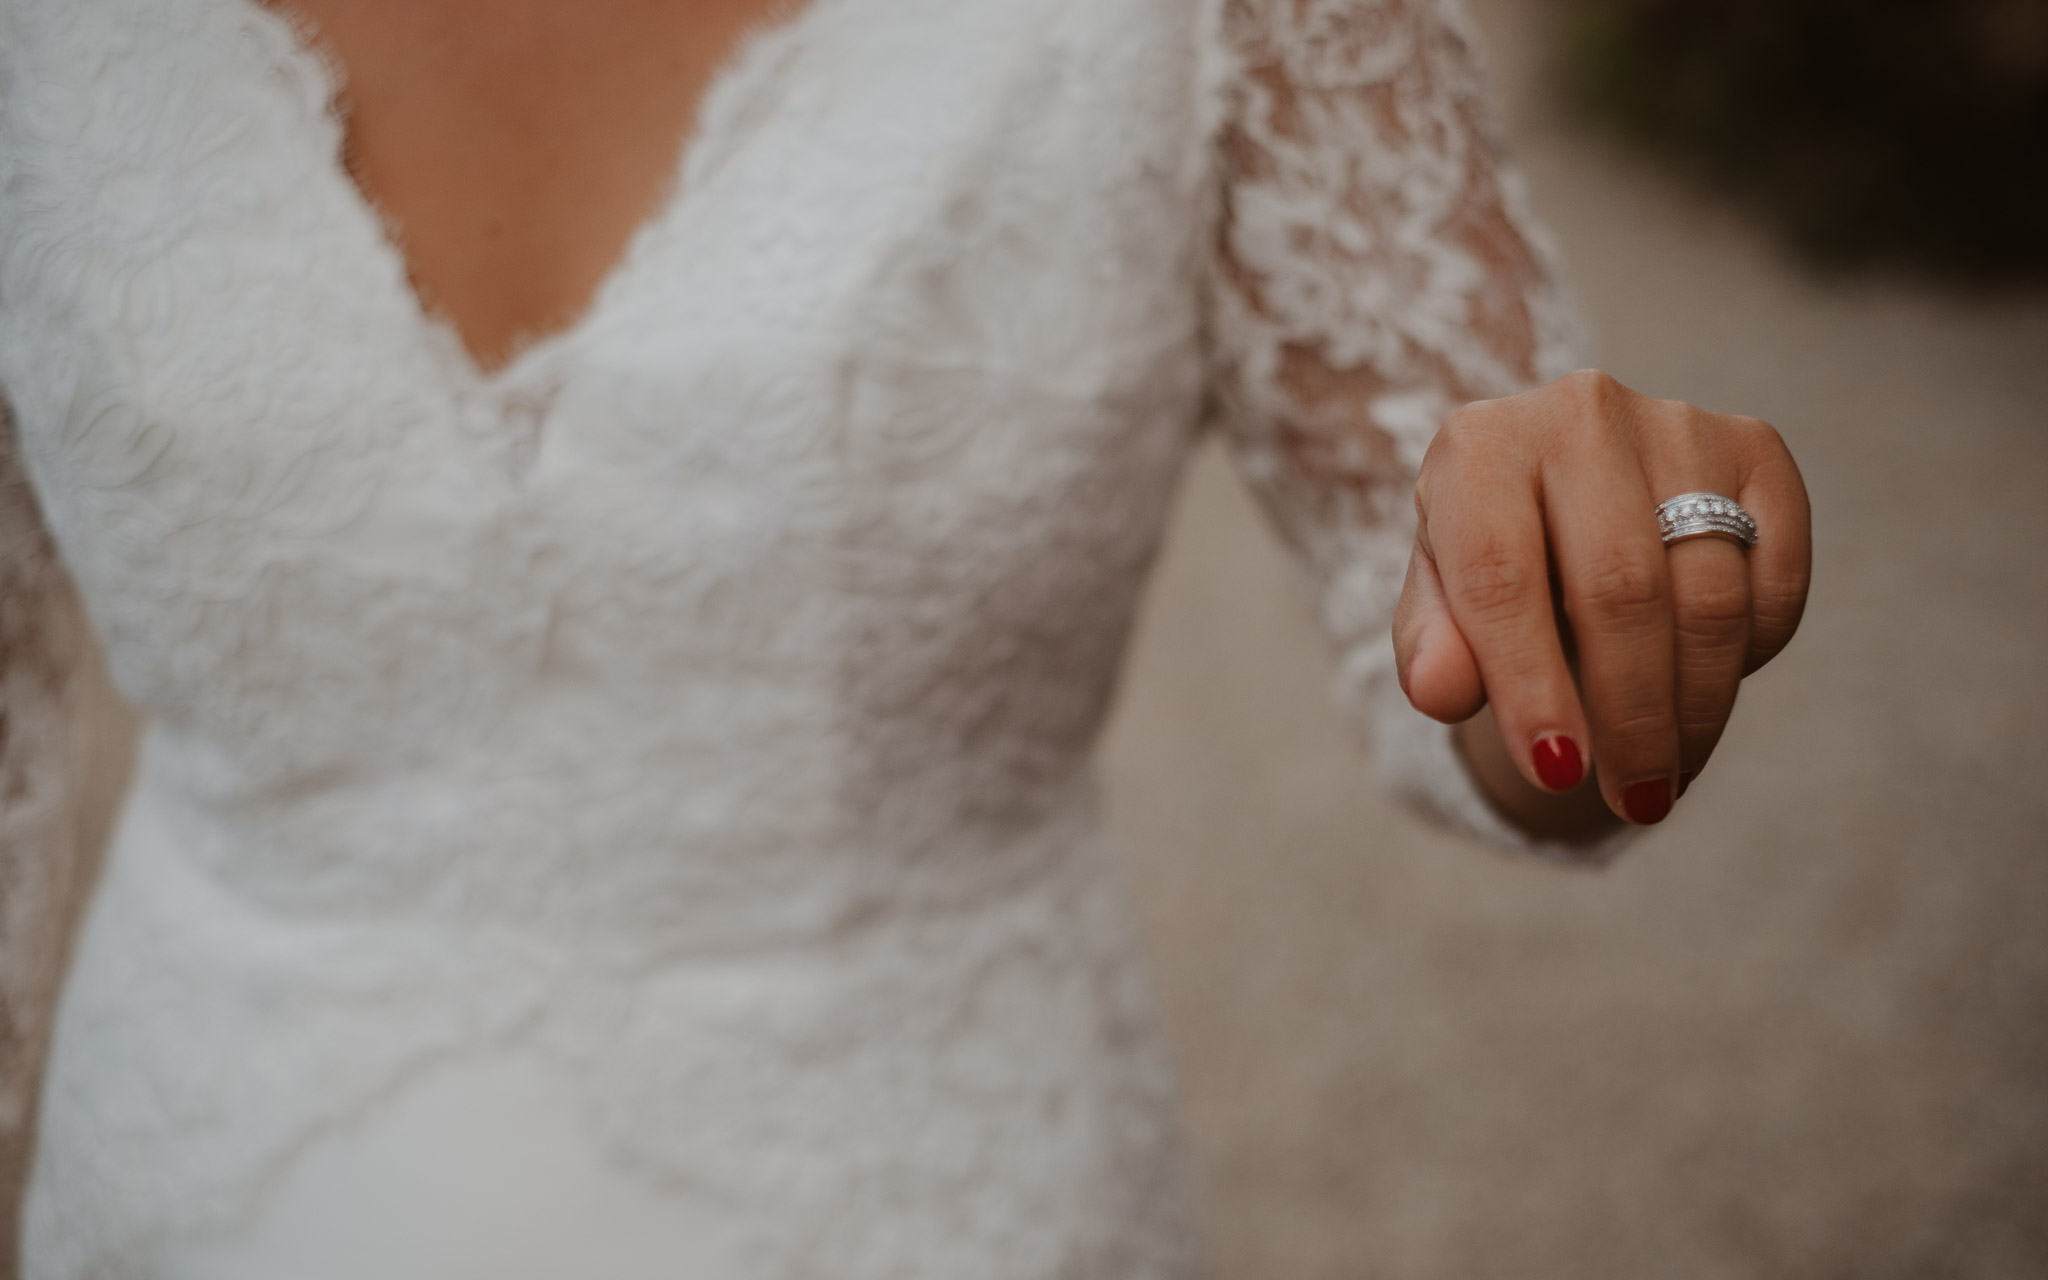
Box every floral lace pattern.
[1207,0,1612,857]
[2,0,1599,1273]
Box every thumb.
[1393,539,1485,724]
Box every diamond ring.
[1656,492,1757,549]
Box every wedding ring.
[1657,492,1757,549]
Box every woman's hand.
[1393,370,1811,836]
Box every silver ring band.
[1657,492,1757,549]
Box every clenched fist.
[1394,370,1812,836]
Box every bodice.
[1,0,1214,951]
[0,0,1592,1272]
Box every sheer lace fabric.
[2,0,1601,1274]
[1207,0,1616,857]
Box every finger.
[1543,421,1679,824]
[1730,417,1812,673]
[1665,536,1749,789]
[1422,424,1591,794]
[1393,538,1484,723]
[1640,406,1753,789]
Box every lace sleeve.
[0,398,97,1215]
[1204,0,1620,858]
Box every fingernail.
[1623,779,1673,825]
[1677,770,1695,798]
[1531,735,1584,791]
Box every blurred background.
[1100,0,2048,1276]
[18,0,2048,1275]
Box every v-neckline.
[240,0,827,394]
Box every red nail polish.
[1623,779,1673,825]
[1531,735,1584,791]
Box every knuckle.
[1679,401,1719,442]
[1558,368,1628,421]
[1737,415,1803,480]
[1637,401,1707,465]
[1430,403,1499,460]
[1753,579,1810,631]
[1441,401,1485,436]
[1675,656,1740,720]
[1452,538,1537,622]
[1419,417,1472,490]
[1677,401,1731,451]
[1674,575,1751,638]
[1560,367,1620,400]
[1675,615,1746,658]
[1746,601,1806,667]
[1733,413,1783,451]
[1593,703,1674,753]
[1645,396,1698,428]
[1571,553,1667,627]
[1675,664,1736,714]
[1437,401,1482,440]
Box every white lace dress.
[0,0,1587,1274]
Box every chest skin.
[261,0,808,374]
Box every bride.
[0,0,1810,1274]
